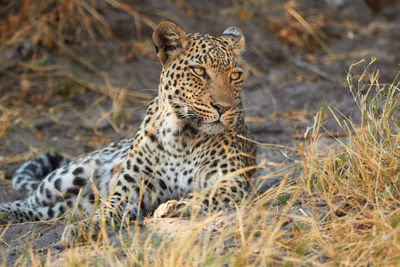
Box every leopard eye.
[230,71,242,81]
[191,66,206,77]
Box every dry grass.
[0,0,111,49]
[0,0,155,163]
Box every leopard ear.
[222,27,245,57]
[152,22,188,67]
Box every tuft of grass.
[295,59,400,265]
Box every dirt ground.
[1,0,400,264]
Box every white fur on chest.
[159,155,197,199]
[152,110,203,199]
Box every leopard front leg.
[61,169,148,245]
[61,212,103,245]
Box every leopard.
[0,22,257,244]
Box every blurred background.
[0,0,399,181]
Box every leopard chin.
[198,122,228,135]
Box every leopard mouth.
[197,115,229,128]
[175,106,232,133]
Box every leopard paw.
[153,200,187,218]
[61,220,101,246]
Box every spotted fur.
[0,22,256,242]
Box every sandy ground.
[1,0,400,264]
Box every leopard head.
[153,22,246,135]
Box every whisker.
[168,99,193,108]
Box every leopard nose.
[211,102,231,115]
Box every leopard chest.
[137,104,228,201]
[152,149,198,200]
[139,133,210,201]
